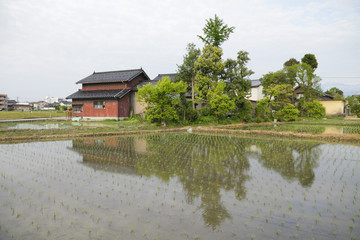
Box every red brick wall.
[72,99,119,118]
[82,83,126,91]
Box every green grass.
[0,111,65,120]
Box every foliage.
[176,93,199,124]
[136,77,187,126]
[283,58,300,67]
[266,84,294,110]
[207,81,235,122]
[325,87,344,100]
[237,100,253,122]
[285,63,321,102]
[255,98,271,122]
[194,45,225,103]
[223,51,253,108]
[304,101,325,118]
[346,95,360,116]
[301,53,318,70]
[261,70,295,90]
[198,14,235,47]
[274,104,299,121]
[175,43,201,109]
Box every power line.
[322,77,360,78]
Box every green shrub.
[275,104,299,121]
[238,100,253,122]
[196,115,217,124]
[255,99,271,121]
[304,101,325,118]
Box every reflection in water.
[70,133,321,229]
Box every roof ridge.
[94,69,142,74]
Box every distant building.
[0,94,8,110]
[13,103,32,111]
[7,100,16,111]
[32,101,47,110]
[45,96,63,104]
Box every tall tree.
[301,53,318,70]
[198,15,235,47]
[286,63,322,103]
[175,43,201,109]
[137,77,187,126]
[194,45,225,103]
[223,51,253,108]
[283,58,300,67]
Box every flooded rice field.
[236,124,360,135]
[0,133,359,239]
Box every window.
[94,101,105,109]
[73,105,83,113]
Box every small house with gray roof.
[66,69,150,120]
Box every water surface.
[0,133,359,239]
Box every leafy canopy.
[136,77,187,126]
[194,45,225,102]
[207,81,235,122]
[198,14,235,47]
[301,53,318,70]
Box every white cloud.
[0,0,359,101]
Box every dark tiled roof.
[152,73,177,81]
[132,80,159,90]
[66,89,131,100]
[76,69,150,84]
[251,79,261,87]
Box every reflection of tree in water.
[254,140,321,187]
[71,134,251,229]
[139,134,250,229]
[70,134,321,229]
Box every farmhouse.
[66,69,150,120]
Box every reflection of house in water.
[246,145,262,155]
[69,136,147,174]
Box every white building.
[45,96,63,104]
[247,80,264,102]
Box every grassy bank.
[0,111,65,120]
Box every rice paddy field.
[0,133,359,239]
[230,123,360,135]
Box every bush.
[238,100,253,122]
[255,99,271,121]
[275,104,299,121]
[196,115,217,124]
[304,101,325,118]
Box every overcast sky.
[1,0,360,102]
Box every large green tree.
[223,51,253,113]
[175,43,201,109]
[198,14,235,47]
[194,45,225,103]
[137,77,187,126]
